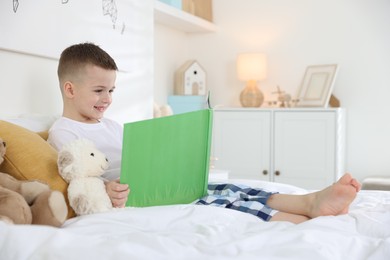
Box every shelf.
[154,0,217,33]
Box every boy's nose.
[102,93,112,103]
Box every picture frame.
[295,64,338,107]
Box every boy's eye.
[109,89,114,93]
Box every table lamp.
[236,53,267,107]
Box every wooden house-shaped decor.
[174,60,206,95]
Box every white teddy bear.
[57,139,113,215]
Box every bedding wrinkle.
[349,190,390,238]
[365,238,390,260]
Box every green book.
[120,109,213,207]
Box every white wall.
[0,1,154,125]
[154,0,390,182]
[0,51,60,117]
[153,23,189,105]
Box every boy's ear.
[63,81,75,97]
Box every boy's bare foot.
[309,173,361,218]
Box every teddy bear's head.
[0,138,6,165]
[57,139,109,183]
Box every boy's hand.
[105,179,129,208]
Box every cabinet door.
[212,111,271,180]
[273,111,336,190]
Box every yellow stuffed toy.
[0,138,68,227]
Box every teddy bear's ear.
[0,139,5,164]
[57,150,74,182]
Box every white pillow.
[0,114,59,132]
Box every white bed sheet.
[1,181,389,260]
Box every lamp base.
[240,81,264,107]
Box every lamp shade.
[237,53,267,81]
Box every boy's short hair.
[58,42,118,85]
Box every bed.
[0,180,389,260]
[0,116,389,260]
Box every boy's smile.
[94,105,108,113]
[63,64,117,123]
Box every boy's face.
[64,64,116,123]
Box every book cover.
[120,109,213,207]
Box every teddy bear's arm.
[70,194,93,215]
[0,172,50,205]
[20,181,50,204]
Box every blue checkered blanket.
[195,183,278,221]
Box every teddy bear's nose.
[2,141,6,147]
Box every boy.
[49,43,361,223]
[48,42,129,208]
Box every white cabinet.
[212,110,272,181]
[211,108,346,190]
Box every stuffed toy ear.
[57,150,74,183]
[0,139,6,164]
